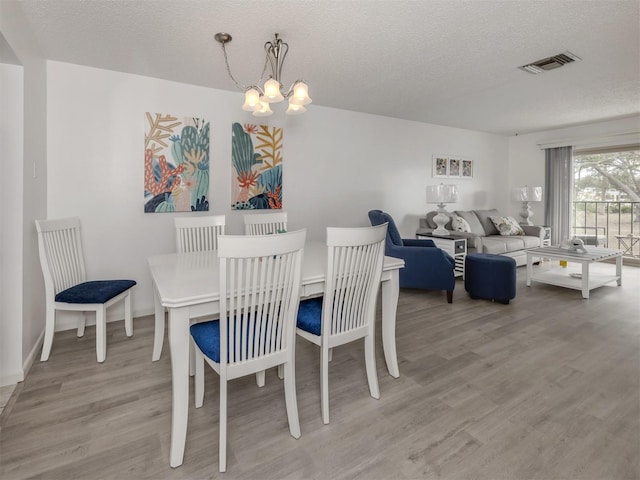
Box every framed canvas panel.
[432,155,449,178]
[461,159,473,179]
[144,113,210,213]
[448,158,461,177]
[231,122,283,210]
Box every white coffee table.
[526,246,623,299]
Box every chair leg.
[446,290,453,303]
[189,340,195,377]
[364,334,380,400]
[124,291,133,337]
[40,306,56,362]
[328,347,333,362]
[283,360,301,438]
[256,370,266,387]
[96,306,106,363]
[277,364,284,379]
[194,346,205,408]
[77,313,86,338]
[219,375,228,473]
[320,346,330,424]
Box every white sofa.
[417,208,545,266]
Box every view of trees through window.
[573,147,640,256]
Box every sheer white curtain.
[544,146,573,245]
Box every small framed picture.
[461,159,473,179]
[433,155,448,178]
[449,158,461,177]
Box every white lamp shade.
[512,186,542,202]
[286,101,307,115]
[289,81,312,105]
[252,100,273,117]
[426,184,459,204]
[241,88,261,111]
[262,78,284,103]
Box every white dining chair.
[152,215,226,362]
[35,217,136,362]
[244,211,289,385]
[243,211,288,235]
[174,215,226,252]
[296,223,387,424]
[190,229,306,472]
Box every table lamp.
[426,184,459,235]
[512,185,542,225]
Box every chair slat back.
[323,224,387,336]
[175,215,226,252]
[244,212,288,235]
[218,229,305,366]
[35,217,87,296]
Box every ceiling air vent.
[519,51,582,74]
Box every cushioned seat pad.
[296,297,323,336]
[55,280,136,304]
[190,319,268,363]
[191,320,222,362]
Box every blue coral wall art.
[231,122,283,210]
[144,113,210,212]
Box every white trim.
[0,330,41,387]
[20,330,44,382]
[0,371,23,387]
[537,131,640,150]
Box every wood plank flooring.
[1,262,638,479]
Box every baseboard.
[0,371,23,388]
[20,329,44,382]
[0,330,42,387]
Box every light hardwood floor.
[1,262,638,479]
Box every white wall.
[46,61,508,323]
[508,116,640,225]
[0,0,48,387]
[0,63,24,385]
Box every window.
[573,145,640,257]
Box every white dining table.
[147,240,404,468]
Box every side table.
[416,231,467,277]
[539,226,552,246]
[538,225,551,247]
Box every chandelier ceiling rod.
[214,32,312,117]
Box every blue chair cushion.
[296,296,323,336]
[190,320,222,362]
[55,280,136,304]
[190,318,268,363]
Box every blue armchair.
[368,210,455,303]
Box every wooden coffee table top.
[527,246,622,261]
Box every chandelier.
[214,32,312,117]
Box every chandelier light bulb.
[253,100,273,117]
[291,81,312,105]
[241,88,261,111]
[286,102,307,115]
[263,78,284,103]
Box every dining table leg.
[381,269,400,378]
[152,287,164,361]
[168,306,190,468]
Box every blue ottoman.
[465,253,516,304]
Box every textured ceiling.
[12,0,640,135]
